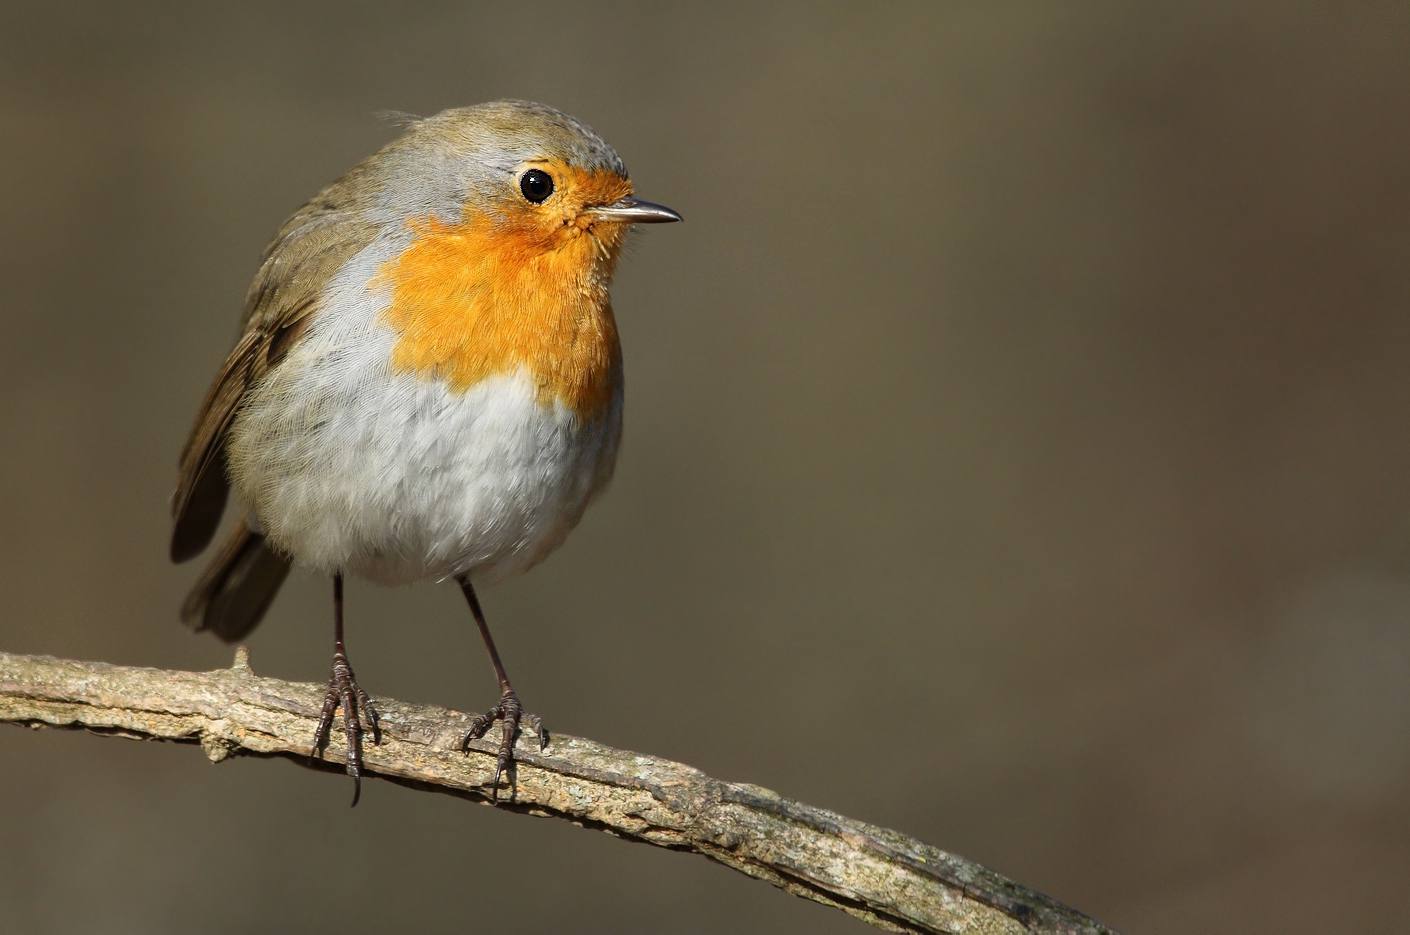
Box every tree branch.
[0,650,1114,935]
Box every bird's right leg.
[311,573,381,806]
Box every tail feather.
[181,520,291,642]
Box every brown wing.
[169,190,381,563]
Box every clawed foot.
[461,688,546,800]
[311,650,381,807]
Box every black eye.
[519,169,554,203]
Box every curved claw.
[311,648,380,807]
[528,713,547,752]
[462,688,544,801]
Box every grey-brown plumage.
[171,168,378,637]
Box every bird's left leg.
[458,575,545,800]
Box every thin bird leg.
[458,576,545,800]
[311,573,381,806]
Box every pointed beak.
[588,197,683,224]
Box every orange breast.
[375,211,622,420]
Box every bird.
[170,100,680,805]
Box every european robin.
[170,100,680,804]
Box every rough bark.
[0,650,1116,935]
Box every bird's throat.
[376,214,622,420]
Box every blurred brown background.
[2,3,1409,933]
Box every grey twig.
[0,651,1114,935]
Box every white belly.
[225,254,622,586]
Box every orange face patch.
[374,167,634,420]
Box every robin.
[170,100,680,804]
